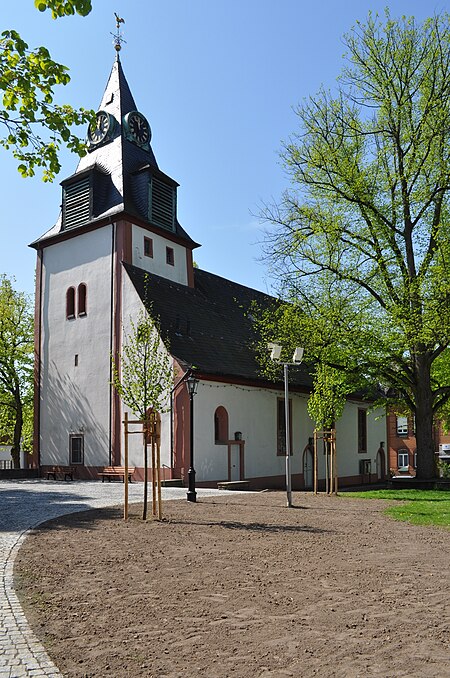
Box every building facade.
[31,53,386,488]
[387,411,450,477]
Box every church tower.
[31,46,199,475]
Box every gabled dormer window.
[149,175,176,231]
[62,174,92,230]
[61,166,110,231]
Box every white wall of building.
[120,270,173,469]
[39,226,114,467]
[0,445,27,468]
[191,381,314,482]
[192,381,386,484]
[38,228,386,485]
[131,224,188,285]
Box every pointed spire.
[97,57,138,124]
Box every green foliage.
[260,11,450,479]
[385,501,450,528]
[0,1,94,180]
[0,276,34,467]
[343,489,450,501]
[343,489,450,528]
[111,310,173,420]
[307,364,350,430]
[437,460,450,479]
[34,0,92,18]
[112,309,173,521]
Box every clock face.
[125,111,151,147]
[88,111,112,145]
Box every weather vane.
[112,13,126,53]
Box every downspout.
[36,248,43,468]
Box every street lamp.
[186,374,199,502]
[268,343,304,508]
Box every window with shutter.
[150,176,175,230]
[358,409,367,453]
[62,176,92,230]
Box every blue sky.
[1,0,449,296]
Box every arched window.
[66,287,75,319]
[78,283,87,316]
[214,406,229,444]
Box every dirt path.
[14,491,450,678]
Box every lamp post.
[268,343,304,508]
[186,374,199,502]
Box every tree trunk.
[143,438,148,520]
[11,390,23,469]
[414,355,436,480]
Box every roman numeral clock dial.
[123,111,151,148]
[87,111,114,146]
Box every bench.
[217,480,251,491]
[98,466,135,483]
[46,466,76,481]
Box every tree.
[112,310,173,520]
[0,0,93,180]
[260,11,450,480]
[0,276,34,468]
[307,364,349,432]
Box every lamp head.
[292,347,304,364]
[186,374,199,396]
[267,342,282,361]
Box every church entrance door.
[230,444,240,480]
[303,448,313,489]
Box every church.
[30,45,386,489]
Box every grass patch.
[341,489,450,528]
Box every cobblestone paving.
[0,480,227,677]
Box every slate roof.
[32,56,197,249]
[124,262,313,389]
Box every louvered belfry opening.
[62,174,92,230]
[150,176,175,230]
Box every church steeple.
[31,52,197,251]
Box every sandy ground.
[13,491,450,678]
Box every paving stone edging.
[1,530,62,677]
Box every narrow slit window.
[144,236,153,258]
[78,283,87,316]
[66,287,75,319]
[166,247,174,266]
[358,409,367,453]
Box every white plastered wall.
[120,270,172,469]
[39,226,114,467]
[334,401,386,480]
[192,381,386,484]
[131,224,188,285]
[191,381,316,482]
